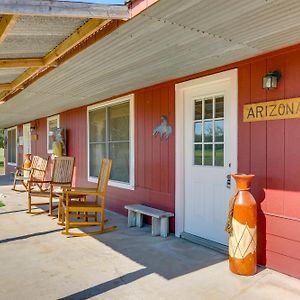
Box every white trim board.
[175,69,238,238]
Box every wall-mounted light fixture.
[30,121,37,133]
[263,71,281,90]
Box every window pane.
[204,144,213,166]
[194,144,202,165]
[194,122,202,142]
[48,119,58,151]
[108,102,129,141]
[215,96,224,118]
[89,109,106,143]
[215,144,224,166]
[195,100,202,120]
[8,129,16,163]
[109,142,129,183]
[89,143,106,178]
[204,121,213,142]
[204,98,213,119]
[214,120,224,142]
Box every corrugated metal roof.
[0,68,27,83]
[0,16,87,59]
[1,0,300,128]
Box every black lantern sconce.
[262,71,281,90]
[30,121,38,133]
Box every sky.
[64,0,125,4]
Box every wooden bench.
[124,204,174,238]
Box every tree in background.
[0,129,3,148]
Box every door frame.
[175,69,238,238]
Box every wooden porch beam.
[0,1,129,20]
[0,83,12,90]
[0,58,58,68]
[0,15,17,44]
[0,18,112,101]
[43,19,111,65]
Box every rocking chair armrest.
[28,180,51,184]
[68,187,97,192]
[65,190,101,197]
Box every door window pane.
[194,144,202,165]
[214,120,224,142]
[194,122,202,143]
[195,100,202,120]
[204,144,213,166]
[193,95,225,167]
[204,98,213,119]
[215,144,224,166]
[215,96,224,118]
[204,121,213,142]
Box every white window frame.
[7,126,18,166]
[87,94,135,190]
[47,115,60,154]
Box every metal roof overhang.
[1,0,300,128]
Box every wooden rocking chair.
[27,156,75,216]
[60,159,116,237]
[12,155,49,191]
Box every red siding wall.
[237,50,300,278]
[28,85,176,231]
[5,43,300,278]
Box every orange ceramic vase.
[229,174,257,276]
[24,153,32,169]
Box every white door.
[23,123,31,157]
[182,74,237,245]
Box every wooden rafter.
[0,1,129,20]
[0,14,17,44]
[0,83,12,90]
[0,58,58,68]
[0,18,111,98]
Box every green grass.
[0,148,3,174]
[0,148,3,165]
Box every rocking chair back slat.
[52,157,75,185]
[97,159,112,196]
[31,156,49,181]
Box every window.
[7,127,17,165]
[194,95,224,166]
[88,95,134,189]
[47,115,60,153]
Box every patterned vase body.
[229,174,257,276]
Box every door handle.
[226,174,231,189]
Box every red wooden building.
[1,0,300,279]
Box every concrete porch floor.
[0,175,300,300]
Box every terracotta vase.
[229,174,257,276]
[24,153,32,169]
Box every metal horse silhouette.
[153,115,172,140]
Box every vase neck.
[232,174,255,190]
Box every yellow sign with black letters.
[243,97,300,122]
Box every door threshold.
[181,232,228,255]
